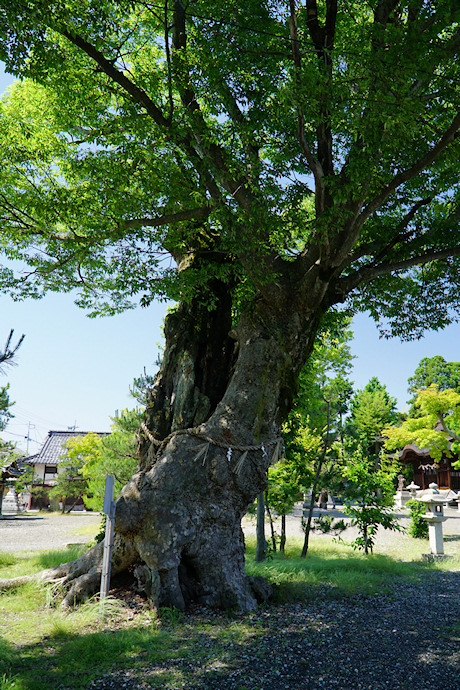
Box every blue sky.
[1,65,460,454]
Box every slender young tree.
[0,2,459,609]
[340,449,401,555]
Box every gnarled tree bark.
[8,276,323,611]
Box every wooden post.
[100,475,115,605]
[255,491,266,562]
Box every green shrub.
[311,514,347,535]
[406,499,428,539]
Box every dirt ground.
[1,504,460,555]
[0,511,102,552]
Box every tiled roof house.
[25,430,109,510]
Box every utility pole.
[24,422,35,455]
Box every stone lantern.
[407,481,420,499]
[417,483,450,556]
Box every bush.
[406,499,428,539]
[310,514,347,535]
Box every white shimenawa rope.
[140,422,283,471]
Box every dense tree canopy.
[408,356,460,396]
[407,356,460,415]
[0,0,458,332]
[383,384,460,462]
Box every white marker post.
[100,475,115,606]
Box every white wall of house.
[32,463,63,485]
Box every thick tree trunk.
[29,283,322,611]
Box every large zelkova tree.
[0,1,459,610]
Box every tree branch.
[164,0,174,123]
[354,110,460,232]
[305,0,336,181]
[288,0,325,214]
[339,197,433,269]
[123,206,212,229]
[58,29,172,129]
[171,1,257,213]
[0,330,25,370]
[439,416,460,444]
[334,245,460,300]
[214,79,260,179]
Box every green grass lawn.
[0,534,458,690]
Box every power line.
[11,405,70,429]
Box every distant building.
[398,442,460,492]
[25,430,109,510]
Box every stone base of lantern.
[422,515,448,555]
[421,553,452,563]
[394,490,411,509]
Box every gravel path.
[3,505,460,554]
[0,511,102,552]
[87,569,460,690]
[201,571,460,690]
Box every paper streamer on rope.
[234,450,248,476]
[193,442,210,465]
[270,439,283,465]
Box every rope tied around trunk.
[140,422,284,474]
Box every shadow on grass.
[0,617,246,690]
[0,516,43,522]
[1,541,459,689]
[2,570,460,690]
